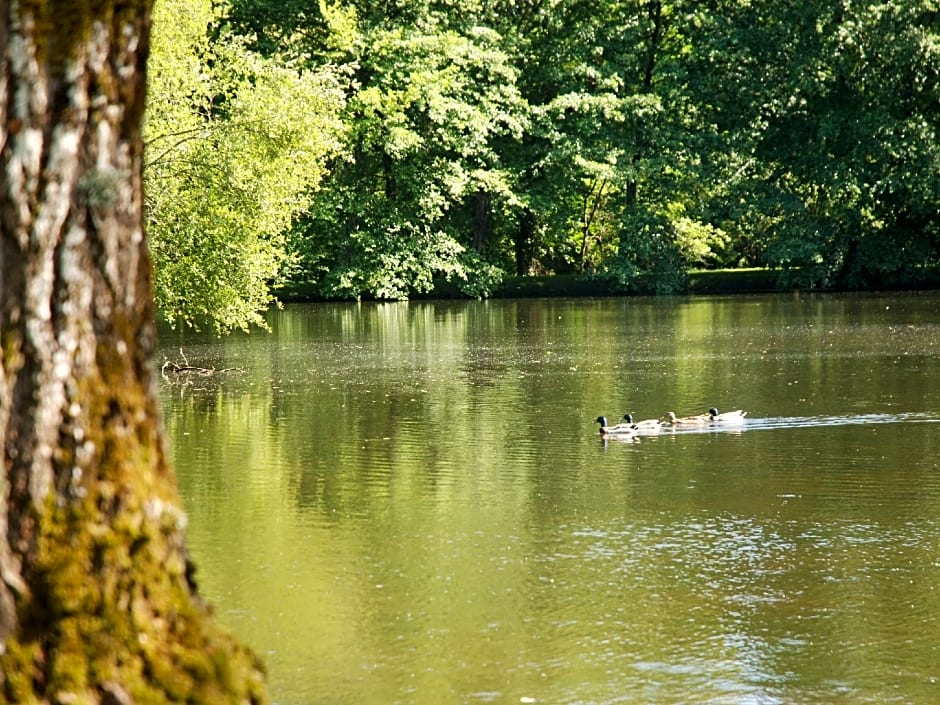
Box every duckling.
[662,411,710,426]
[708,407,747,423]
[596,416,638,436]
[623,413,663,431]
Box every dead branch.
[161,347,238,379]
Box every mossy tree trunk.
[0,3,266,703]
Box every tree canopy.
[147,0,940,329]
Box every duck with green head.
[623,413,663,431]
[708,407,747,423]
[595,416,638,436]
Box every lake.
[157,292,940,705]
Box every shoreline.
[277,265,940,303]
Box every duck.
[623,413,663,431]
[662,411,711,426]
[595,416,638,436]
[708,407,747,423]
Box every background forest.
[144,0,940,331]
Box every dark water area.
[158,292,940,705]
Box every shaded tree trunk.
[627,0,665,212]
[579,179,608,273]
[383,150,396,200]
[0,2,265,703]
[621,0,665,255]
[514,207,535,276]
[472,190,492,253]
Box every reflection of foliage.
[158,298,940,705]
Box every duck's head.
[664,411,678,421]
[595,416,608,427]
[708,407,719,416]
[623,413,635,423]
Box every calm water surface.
[157,293,940,705]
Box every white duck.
[708,407,747,423]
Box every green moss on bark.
[3,485,267,704]
[2,360,267,704]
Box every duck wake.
[662,412,939,435]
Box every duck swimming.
[662,411,710,426]
[708,407,747,423]
[623,413,663,430]
[596,416,638,436]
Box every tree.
[285,5,527,299]
[688,0,940,287]
[221,0,734,294]
[145,0,346,332]
[220,0,939,297]
[487,0,721,287]
[0,2,266,702]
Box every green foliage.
[669,204,732,268]
[689,0,940,288]
[157,0,939,314]
[145,0,346,331]
[608,209,687,294]
[285,11,528,299]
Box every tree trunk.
[472,190,491,253]
[514,208,535,276]
[0,3,266,703]
[621,0,665,255]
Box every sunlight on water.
[159,293,940,705]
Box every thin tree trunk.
[622,0,665,254]
[579,179,607,273]
[514,208,535,276]
[0,3,265,702]
[472,190,492,253]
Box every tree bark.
[1,2,266,702]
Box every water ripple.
[663,412,940,435]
